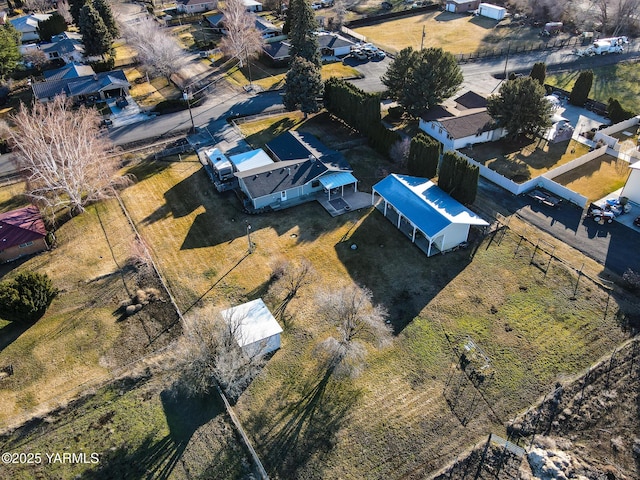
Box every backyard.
[546,62,640,115]
[460,137,590,182]
[552,154,631,202]
[353,11,571,55]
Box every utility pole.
[246,222,254,253]
[420,25,425,50]
[182,89,195,133]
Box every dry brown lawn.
[354,12,562,54]
[461,138,590,183]
[126,68,181,106]
[552,154,631,202]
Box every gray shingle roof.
[32,70,129,100]
[43,62,95,81]
[236,158,328,198]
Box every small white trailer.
[477,3,506,20]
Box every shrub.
[90,57,115,73]
[153,99,189,114]
[0,272,58,323]
[569,70,593,107]
[622,268,640,292]
[387,105,404,119]
[607,97,635,124]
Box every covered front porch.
[372,195,443,256]
[319,171,358,201]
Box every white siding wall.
[419,119,454,151]
[452,131,494,150]
[622,169,640,204]
[244,333,281,357]
[440,223,470,251]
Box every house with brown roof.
[419,91,506,151]
[0,206,49,263]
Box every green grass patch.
[546,62,640,114]
[0,374,251,479]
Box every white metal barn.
[221,299,283,357]
[372,174,489,256]
[621,161,640,205]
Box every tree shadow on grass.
[335,210,473,334]
[0,320,32,355]
[124,159,174,184]
[80,385,224,480]
[256,366,361,479]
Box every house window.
[311,180,320,188]
[19,241,34,248]
[431,124,435,130]
[439,128,442,134]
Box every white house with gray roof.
[419,91,506,151]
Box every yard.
[225,60,361,91]
[0,185,181,429]
[546,62,640,115]
[125,68,182,107]
[552,154,631,202]
[460,137,590,182]
[353,11,569,55]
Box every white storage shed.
[221,299,283,357]
[477,3,506,20]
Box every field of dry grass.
[354,12,563,55]
[125,68,182,106]
[460,138,590,183]
[553,154,631,202]
[0,188,180,429]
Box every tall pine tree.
[69,0,87,26]
[569,70,593,107]
[284,56,323,116]
[287,0,321,67]
[0,24,21,78]
[407,133,439,178]
[93,0,119,39]
[438,151,479,205]
[79,2,113,56]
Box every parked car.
[311,1,322,9]
[321,0,334,6]
[527,188,561,208]
[350,49,368,60]
[585,203,615,223]
[381,1,393,8]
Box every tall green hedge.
[438,151,479,205]
[367,123,401,158]
[408,133,439,178]
[324,77,381,135]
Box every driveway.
[477,178,640,277]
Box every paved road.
[350,43,640,93]
[477,178,640,277]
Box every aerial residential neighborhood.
[0,0,639,478]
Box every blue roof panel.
[373,174,488,239]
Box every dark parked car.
[381,1,393,8]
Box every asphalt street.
[477,179,640,277]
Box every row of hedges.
[324,77,399,158]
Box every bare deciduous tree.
[23,0,50,12]
[389,137,410,168]
[121,17,187,81]
[176,308,266,401]
[2,96,131,215]
[219,0,264,67]
[57,0,74,24]
[22,48,48,69]
[317,285,391,378]
[269,258,315,326]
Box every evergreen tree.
[69,0,87,25]
[607,97,635,124]
[569,70,593,107]
[37,12,68,43]
[437,151,479,205]
[381,47,414,100]
[487,76,553,141]
[382,47,463,117]
[407,132,439,178]
[284,56,323,116]
[324,77,380,135]
[529,62,546,85]
[0,272,58,324]
[93,0,119,39]
[287,0,321,67]
[79,2,113,56]
[0,24,21,78]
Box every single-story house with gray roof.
[372,174,488,256]
[235,131,357,211]
[262,33,354,66]
[32,69,130,103]
[10,13,51,43]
